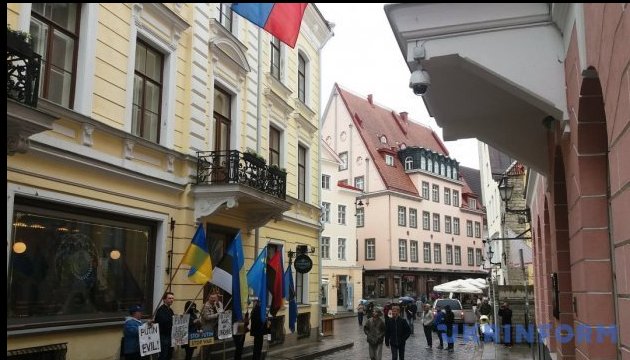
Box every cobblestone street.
[316,316,480,360]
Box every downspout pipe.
[255,28,263,255]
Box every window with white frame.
[475,221,481,238]
[270,36,281,80]
[132,40,164,143]
[422,211,430,230]
[453,190,460,207]
[385,154,394,166]
[422,182,429,199]
[410,240,418,262]
[468,247,475,266]
[269,126,281,166]
[365,238,375,260]
[215,3,233,32]
[469,198,477,210]
[31,3,81,109]
[467,220,473,237]
[356,207,364,228]
[398,206,406,226]
[321,202,330,223]
[354,176,365,190]
[454,246,462,265]
[476,248,483,266]
[453,217,460,235]
[409,208,417,228]
[432,184,439,202]
[405,157,413,170]
[399,239,407,261]
[321,174,330,190]
[338,238,346,260]
[298,53,307,103]
[433,213,440,232]
[444,188,451,205]
[434,243,442,263]
[423,242,431,263]
[445,216,452,234]
[338,205,346,225]
[339,152,348,171]
[298,144,307,201]
[446,245,453,264]
[321,237,330,259]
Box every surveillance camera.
[409,69,430,96]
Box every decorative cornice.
[209,19,251,73]
[263,75,295,116]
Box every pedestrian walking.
[405,301,417,334]
[433,305,445,349]
[357,301,365,326]
[384,304,411,360]
[363,308,386,360]
[444,305,455,352]
[122,305,145,360]
[498,302,513,347]
[154,292,175,360]
[420,303,434,349]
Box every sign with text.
[218,311,233,340]
[188,331,214,347]
[139,323,161,356]
[294,254,313,273]
[172,314,190,346]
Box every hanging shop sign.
[294,254,313,273]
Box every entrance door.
[337,275,347,312]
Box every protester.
[421,303,434,349]
[250,297,270,360]
[498,302,513,347]
[384,304,411,360]
[233,310,249,360]
[357,301,365,326]
[444,305,455,352]
[154,292,175,360]
[201,292,224,358]
[433,305,445,349]
[122,305,145,360]
[363,308,386,360]
[182,301,201,360]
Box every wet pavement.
[316,316,481,360]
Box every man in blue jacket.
[434,305,446,349]
[384,304,411,360]
[123,305,145,360]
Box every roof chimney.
[367,94,373,105]
[399,112,408,123]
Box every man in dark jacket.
[154,292,175,360]
[444,305,455,352]
[384,304,411,360]
[249,298,269,360]
[498,302,513,347]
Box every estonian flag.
[181,224,213,285]
[247,246,268,323]
[231,3,308,48]
[284,264,298,333]
[209,233,248,320]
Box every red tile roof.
[336,84,450,196]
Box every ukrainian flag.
[182,224,213,285]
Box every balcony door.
[212,87,231,183]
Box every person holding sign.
[201,292,223,359]
[154,292,175,360]
[182,301,201,360]
[122,305,145,360]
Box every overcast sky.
[316,3,480,169]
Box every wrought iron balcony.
[196,150,287,200]
[7,36,41,108]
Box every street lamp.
[498,175,531,222]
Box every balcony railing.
[7,40,41,107]
[196,150,287,200]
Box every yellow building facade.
[7,3,331,359]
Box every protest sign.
[139,323,161,356]
[189,331,214,347]
[172,314,190,346]
[218,311,233,340]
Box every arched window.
[405,156,413,170]
[447,165,452,178]
[421,155,426,170]
[440,163,446,176]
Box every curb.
[293,341,354,360]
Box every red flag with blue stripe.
[231,3,308,48]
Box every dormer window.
[404,156,413,170]
[469,198,477,210]
[380,135,387,144]
[385,154,394,166]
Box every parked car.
[432,298,465,323]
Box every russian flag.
[231,3,308,48]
